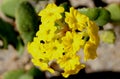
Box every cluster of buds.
[27,3,99,78]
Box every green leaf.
[59,2,70,12]
[0,18,18,49]
[16,36,24,55]
[19,74,33,79]
[0,35,8,48]
[0,0,27,18]
[78,8,99,20]
[27,66,43,77]
[106,3,120,22]
[3,69,25,79]
[78,7,110,26]
[100,30,116,44]
[95,8,111,26]
[15,1,39,44]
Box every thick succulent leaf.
[3,69,25,79]
[0,18,18,49]
[100,30,116,44]
[106,3,120,22]
[19,74,33,79]
[15,1,39,44]
[78,7,110,26]
[0,0,27,18]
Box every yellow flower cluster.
[27,3,99,78]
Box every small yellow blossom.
[62,64,85,78]
[84,21,99,61]
[36,22,57,42]
[84,42,98,61]
[38,3,64,23]
[62,31,84,53]
[27,37,43,59]
[65,7,89,31]
[57,53,85,78]
[28,38,49,60]
[50,40,65,59]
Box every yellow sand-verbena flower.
[27,3,99,78]
[36,22,57,42]
[27,37,44,59]
[65,7,88,31]
[38,3,64,23]
[84,21,99,61]
[62,64,85,78]
[62,31,84,53]
[49,40,65,60]
[28,37,50,61]
[57,53,85,78]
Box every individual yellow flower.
[28,38,54,73]
[84,41,98,61]
[27,37,44,59]
[84,21,99,61]
[87,21,99,45]
[62,31,84,53]
[57,53,85,78]
[61,31,74,52]
[38,3,64,23]
[62,64,85,78]
[36,22,57,42]
[49,40,65,60]
[39,40,65,60]
[72,32,86,50]
[28,38,50,61]
[65,7,89,31]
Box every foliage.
[100,30,115,44]
[3,66,44,79]
[0,0,27,17]
[78,7,110,26]
[0,19,18,49]
[15,1,39,45]
[106,3,120,22]
[3,69,25,79]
